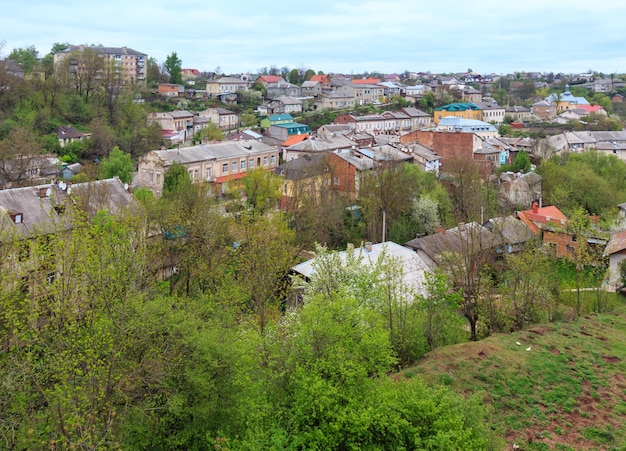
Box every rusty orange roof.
[517,205,568,234]
[257,75,283,83]
[352,77,381,84]
[573,104,605,114]
[281,134,309,147]
[310,75,329,82]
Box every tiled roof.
[604,229,626,255]
[281,134,309,147]
[517,205,568,234]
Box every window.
[334,176,340,186]
[232,161,238,172]
[206,168,212,181]
[271,155,276,164]
[156,172,161,184]
[257,157,261,166]
[263,156,268,166]
[149,172,154,183]
[241,159,246,170]
[222,163,228,174]
[249,158,254,168]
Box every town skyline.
[3,0,626,76]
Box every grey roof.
[274,154,328,180]
[209,107,237,115]
[56,45,146,56]
[401,107,430,117]
[293,241,431,297]
[404,222,496,268]
[0,178,135,238]
[407,144,441,160]
[333,150,377,171]
[483,216,535,246]
[286,135,355,152]
[56,126,86,139]
[301,80,319,87]
[169,110,194,118]
[153,146,216,165]
[153,140,275,165]
[475,102,505,110]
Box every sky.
[3,1,626,76]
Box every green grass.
[403,297,626,450]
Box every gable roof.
[257,75,284,83]
[0,178,135,238]
[352,77,381,84]
[517,205,568,234]
[56,126,86,139]
[281,134,309,147]
[404,222,496,269]
[292,241,430,296]
[604,229,626,256]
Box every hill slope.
[406,305,626,450]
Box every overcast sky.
[3,1,626,76]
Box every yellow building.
[433,102,483,124]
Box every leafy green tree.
[164,52,183,85]
[7,45,39,74]
[98,145,134,183]
[304,69,316,81]
[418,271,464,351]
[242,168,282,215]
[162,161,192,198]
[192,122,225,143]
[288,68,300,85]
[240,111,258,128]
[512,150,531,173]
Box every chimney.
[532,201,539,214]
[364,241,373,252]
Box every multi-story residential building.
[53,45,147,85]
[202,108,240,131]
[531,100,557,120]
[205,75,251,97]
[137,141,279,196]
[147,110,195,142]
[505,106,532,121]
[315,91,355,110]
[461,86,483,103]
[475,102,506,124]
[400,107,433,131]
[433,102,482,124]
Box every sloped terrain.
[405,305,626,450]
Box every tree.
[164,52,182,85]
[288,68,300,85]
[59,47,104,102]
[512,150,531,173]
[232,213,297,333]
[162,162,192,198]
[192,122,225,143]
[0,127,43,187]
[242,168,282,215]
[240,111,258,128]
[412,195,442,236]
[358,162,423,243]
[419,271,464,351]
[7,46,39,74]
[98,146,134,183]
[435,222,495,341]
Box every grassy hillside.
[403,300,626,450]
